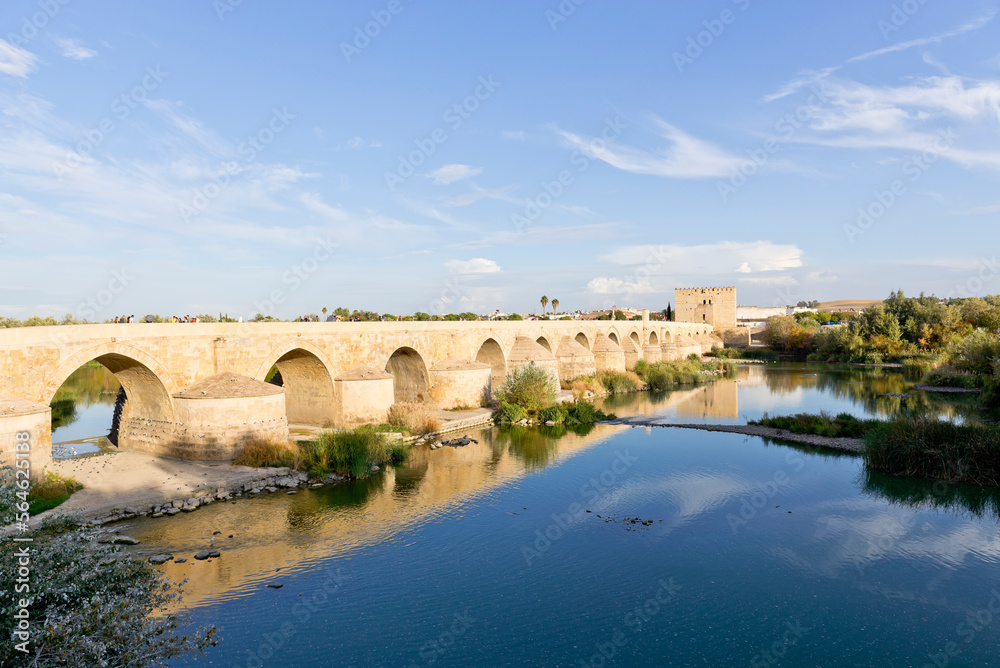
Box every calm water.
[92,363,999,667]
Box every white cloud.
[427,164,482,185]
[445,258,501,274]
[556,117,743,179]
[502,130,526,140]
[807,271,839,283]
[54,37,97,60]
[601,241,803,274]
[587,277,655,294]
[0,39,38,78]
[739,276,798,286]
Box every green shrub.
[946,329,1000,377]
[536,404,569,424]
[495,401,527,424]
[922,367,983,389]
[494,362,557,411]
[27,472,82,515]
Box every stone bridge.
[0,313,719,474]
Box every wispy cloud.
[557,117,743,179]
[54,37,97,60]
[445,258,501,274]
[427,164,482,185]
[446,185,516,207]
[0,39,38,78]
[953,203,1000,215]
[764,12,996,102]
[601,241,804,274]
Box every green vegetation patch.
[27,472,83,515]
[864,418,1000,486]
[749,412,879,439]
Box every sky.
[0,0,998,320]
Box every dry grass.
[232,437,301,469]
[388,402,443,435]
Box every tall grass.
[864,417,1000,485]
[598,370,643,394]
[234,429,409,479]
[388,402,442,435]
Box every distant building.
[675,287,737,331]
[735,305,816,327]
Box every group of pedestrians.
[111,315,202,323]
[112,315,136,323]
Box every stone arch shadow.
[649,331,658,345]
[575,332,590,350]
[256,341,336,426]
[476,338,507,391]
[43,343,176,450]
[385,346,430,403]
[606,328,621,346]
[535,336,552,352]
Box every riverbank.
[604,416,865,454]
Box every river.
[59,363,1000,666]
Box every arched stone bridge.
[0,315,719,473]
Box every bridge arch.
[43,343,176,449]
[629,331,641,348]
[476,338,507,389]
[607,330,620,345]
[385,347,430,403]
[649,331,658,345]
[535,336,552,353]
[661,329,673,343]
[256,341,336,426]
[575,332,590,350]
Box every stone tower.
[674,287,737,331]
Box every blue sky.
[1,0,998,319]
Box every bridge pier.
[592,335,626,374]
[334,365,395,426]
[555,337,597,381]
[0,396,52,480]
[507,337,560,389]
[430,359,491,409]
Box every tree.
[667,304,673,321]
[551,298,559,313]
[322,307,328,320]
[540,295,548,314]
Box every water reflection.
[860,468,1000,522]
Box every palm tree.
[540,295,548,314]
[551,298,559,314]
[322,307,328,320]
